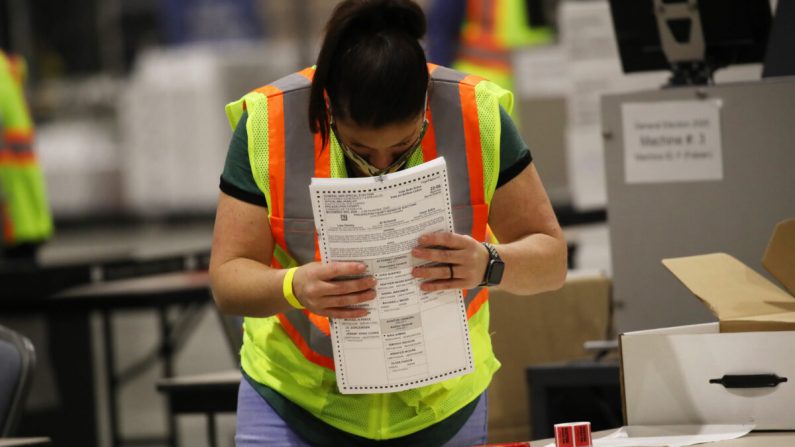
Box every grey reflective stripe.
[464,287,483,308]
[431,65,467,83]
[8,142,31,154]
[282,310,334,358]
[452,207,475,238]
[458,44,510,64]
[278,73,318,264]
[429,70,475,236]
[271,71,313,93]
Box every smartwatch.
[479,242,504,286]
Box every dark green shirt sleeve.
[219,110,268,206]
[496,105,532,187]
[219,106,533,207]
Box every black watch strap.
[479,242,504,286]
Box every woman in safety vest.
[426,0,552,98]
[210,0,566,445]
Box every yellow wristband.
[282,267,304,309]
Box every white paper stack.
[119,41,301,215]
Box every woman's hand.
[291,261,377,318]
[410,232,490,291]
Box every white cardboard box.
[620,219,795,429]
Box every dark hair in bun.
[309,0,429,146]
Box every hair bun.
[347,0,426,40]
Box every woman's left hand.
[411,231,489,291]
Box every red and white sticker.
[554,421,592,447]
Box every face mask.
[328,92,429,177]
[333,119,428,177]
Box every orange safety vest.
[0,52,53,246]
[460,0,513,72]
[226,64,510,438]
[257,65,493,368]
[456,0,552,92]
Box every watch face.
[488,260,505,285]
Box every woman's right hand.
[290,262,377,318]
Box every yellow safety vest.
[456,0,552,92]
[225,64,512,439]
[0,52,53,247]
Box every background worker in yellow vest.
[210,0,566,445]
[426,0,553,105]
[0,16,54,264]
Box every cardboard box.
[620,219,795,429]
[488,271,612,443]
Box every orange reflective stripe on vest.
[0,130,36,164]
[0,150,36,164]
[460,75,489,242]
[4,130,33,146]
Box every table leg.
[101,309,120,447]
[100,303,204,447]
[159,307,178,447]
[207,413,218,447]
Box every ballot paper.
[310,157,474,394]
[542,424,754,447]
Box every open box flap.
[763,218,795,297]
[721,311,795,332]
[662,253,795,321]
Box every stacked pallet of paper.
[119,40,300,215]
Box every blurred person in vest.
[0,1,54,266]
[210,0,566,445]
[426,0,553,117]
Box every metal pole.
[95,0,125,74]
